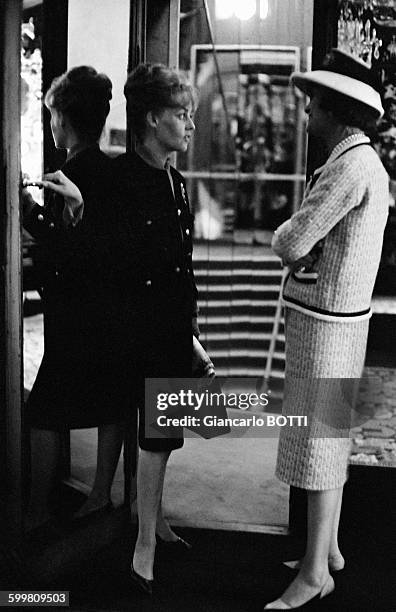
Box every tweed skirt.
[276,307,369,490]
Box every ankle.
[329,550,343,560]
[299,568,329,589]
[135,536,157,551]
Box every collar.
[312,133,370,178]
[135,143,170,170]
[65,142,100,164]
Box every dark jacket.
[111,152,199,367]
[24,145,128,429]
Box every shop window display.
[183,45,305,243]
[337,0,396,295]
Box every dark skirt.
[26,292,131,429]
[27,292,192,452]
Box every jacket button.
[175,266,181,273]
[146,279,152,286]
[55,271,59,277]
[37,214,44,221]
[177,209,181,216]
[49,222,55,228]
[146,220,152,225]
[185,228,190,236]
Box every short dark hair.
[45,66,112,141]
[124,63,197,142]
[317,86,378,136]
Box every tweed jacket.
[272,134,389,321]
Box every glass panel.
[22,2,44,396]
[68,0,130,156]
[178,1,313,386]
[67,0,130,493]
[181,45,306,242]
[21,6,43,201]
[172,0,314,530]
[23,0,130,506]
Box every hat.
[291,49,384,118]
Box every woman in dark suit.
[112,63,213,594]
[23,66,125,529]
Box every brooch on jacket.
[180,183,187,205]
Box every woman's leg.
[328,485,345,568]
[266,487,340,609]
[74,423,124,517]
[156,500,179,542]
[25,428,60,531]
[285,485,345,571]
[132,449,170,580]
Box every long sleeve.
[272,157,367,265]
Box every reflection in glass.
[184,46,306,244]
[21,15,43,203]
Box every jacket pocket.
[291,269,318,285]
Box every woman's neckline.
[66,142,99,162]
[135,143,170,170]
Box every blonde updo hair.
[45,65,112,141]
[124,63,197,142]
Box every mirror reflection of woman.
[23,66,125,530]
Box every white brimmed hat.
[291,49,384,118]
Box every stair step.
[193,259,282,271]
[199,322,284,332]
[198,299,283,307]
[197,284,281,292]
[202,332,285,342]
[195,269,283,277]
[214,367,285,379]
[202,339,285,352]
[198,300,278,316]
[208,348,285,359]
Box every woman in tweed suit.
[265,50,389,609]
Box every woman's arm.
[41,170,84,226]
[272,158,366,265]
[22,170,84,240]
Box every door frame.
[0,0,24,544]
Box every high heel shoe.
[130,565,153,597]
[283,554,345,573]
[264,575,335,609]
[156,534,192,550]
[72,501,114,524]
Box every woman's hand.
[41,170,83,211]
[289,252,317,273]
[289,240,324,272]
[20,186,37,217]
[192,336,216,387]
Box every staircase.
[194,243,285,393]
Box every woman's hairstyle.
[317,86,378,136]
[45,66,112,141]
[124,63,197,142]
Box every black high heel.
[156,535,192,550]
[72,501,114,524]
[130,565,153,597]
